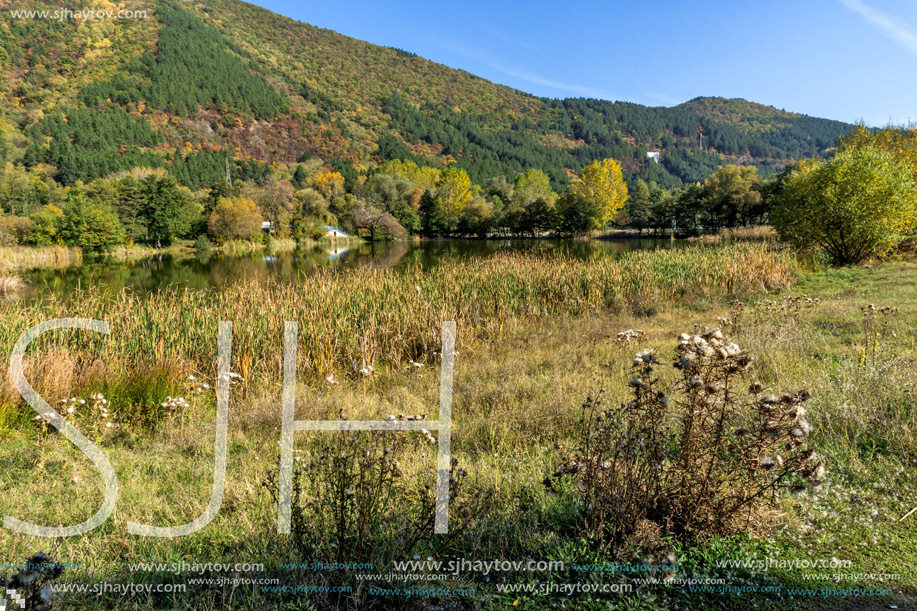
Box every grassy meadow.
[0,243,915,609]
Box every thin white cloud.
[839,0,917,55]
[437,41,615,99]
[487,63,610,98]
[644,92,681,106]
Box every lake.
[18,238,683,302]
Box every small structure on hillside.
[261,221,272,234]
[647,151,661,164]
[325,225,349,238]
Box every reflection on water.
[19,238,683,302]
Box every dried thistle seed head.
[759,457,776,469]
[630,377,646,388]
[689,376,704,388]
[675,352,697,369]
[634,348,658,365]
[749,382,764,394]
[761,394,780,404]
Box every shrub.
[194,235,214,252]
[1,551,64,610]
[559,325,823,551]
[0,216,35,245]
[773,146,917,264]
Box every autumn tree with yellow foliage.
[312,170,346,201]
[572,158,628,230]
[437,166,474,216]
[208,197,264,241]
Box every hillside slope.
[0,0,854,190]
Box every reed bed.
[689,225,779,244]
[0,245,82,271]
[220,238,297,256]
[0,243,798,415]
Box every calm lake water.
[19,238,683,302]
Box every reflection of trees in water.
[23,238,686,302]
[364,241,410,269]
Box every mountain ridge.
[0,0,854,189]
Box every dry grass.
[0,243,798,418]
[0,245,82,272]
[689,226,779,244]
[0,272,24,294]
[4,248,914,610]
[0,255,915,608]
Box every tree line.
[3,120,916,269]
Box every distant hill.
[0,0,855,190]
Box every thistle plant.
[35,393,117,439]
[859,304,897,367]
[262,420,491,610]
[563,325,823,550]
[1,552,64,611]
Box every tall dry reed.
[0,243,798,413]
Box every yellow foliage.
[838,123,917,175]
[312,170,345,200]
[437,166,473,215]
[572,158,628,227]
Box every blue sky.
[253,0,916,126]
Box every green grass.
[0,251,915,609]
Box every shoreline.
[0,237,366,273]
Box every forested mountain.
[0,0,854,191]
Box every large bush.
[773,146,917,264]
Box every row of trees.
[0,152,793,252]
[0,172,202,251]
[4,122,916,265]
